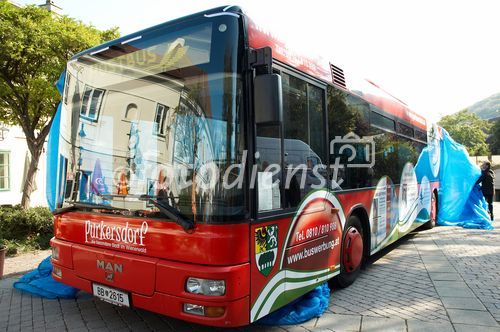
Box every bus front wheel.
[330,215,364,288]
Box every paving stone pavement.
[1,203,499,331]
[2,250,51,278]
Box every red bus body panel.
[51,213,251,327]
[54,212,249,265]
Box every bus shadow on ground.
[366,232,419,266]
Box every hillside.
[467,92,500,120]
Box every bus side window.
[327,87,371,190]
[371,129,399,185]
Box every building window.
[154,103,168,136]
[63,73,71,105]
[80,85,104,121]
[0,151,10,190]
[79,171,92,202]
[125,103,138,120]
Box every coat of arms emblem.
[255,225,278,276]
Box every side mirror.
[254,74,282,124]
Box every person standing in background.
[476,161,495,220]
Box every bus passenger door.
[250,69,343,322]
[279,72,342,300]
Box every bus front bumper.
[50,238,250,327]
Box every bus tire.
[422,191,437,230]
[330,215,364,289]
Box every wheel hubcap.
[343,227,363,272]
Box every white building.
[38,0,62,16]
[0,125,48,207]
[4,0,62,15]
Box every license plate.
[92,283,130,307]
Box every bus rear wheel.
[330,215,364,288]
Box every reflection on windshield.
[58,19,244,222]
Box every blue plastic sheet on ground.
[257,283,330,325]
[13,256,79,299]
[436,128,493,230]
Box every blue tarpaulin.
[13,256,79,299]
[436,128,493,230]
[257,283,330,325]
[46,71,65,211]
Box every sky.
[15,0,500,122]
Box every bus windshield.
[59,16,245,223]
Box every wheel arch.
[347,204,371,260]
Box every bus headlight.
[185,277,225,296]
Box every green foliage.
[0,2,119,130]
[468,92,500,120]
[0,205,53,256]
[438,110,491,156]
[489,119,500,155]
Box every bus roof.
[70,5,242,60]
[246,15,427,131]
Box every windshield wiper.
[52,202,128,215]
[140,195,195,232]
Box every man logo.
[105,271,114,282]
[97,260,123,282]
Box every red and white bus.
[50,5,441,327]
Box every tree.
[0,2,119,208]
[489,119,500,155]
[438,110,491,156]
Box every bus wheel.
[330,215,364,288]
[422,191,437,230]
